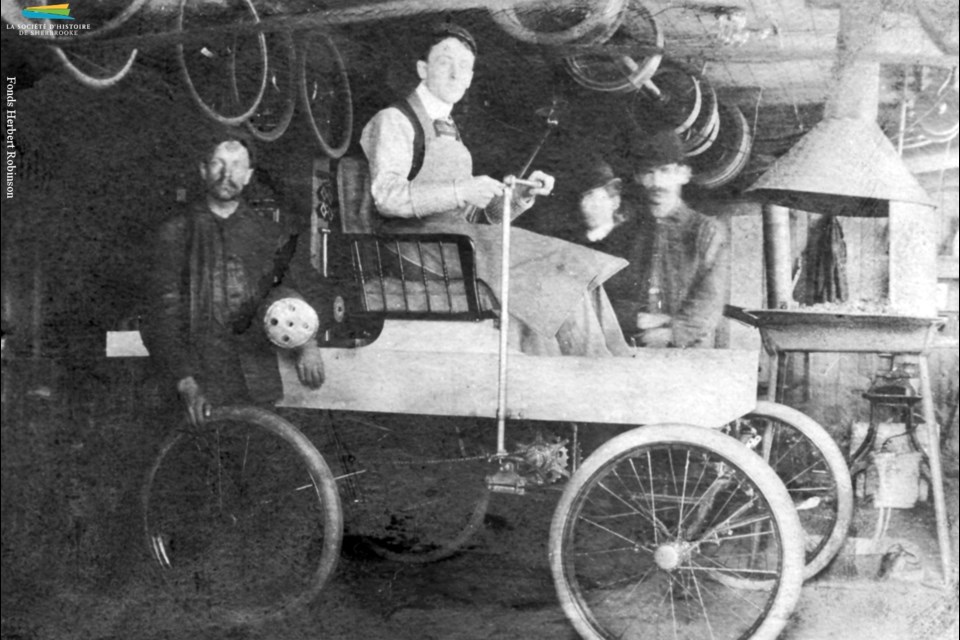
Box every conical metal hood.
[746,117,934,216]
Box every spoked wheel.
[142,406,343,626]
[299,33,353,159]
[562,0,663,93]
[550,424,804,640]
[177,0,268,126]
[51,43,138,89]
[325,413,493,563]
[724,401,853,581]
[491,0,628,46]
[245,30,297,142]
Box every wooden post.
[918,354,954,585]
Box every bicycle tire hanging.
[176,0,268,126]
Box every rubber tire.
[563,1,663,93]
[142,405,343,626]
[491,0,628,46]
[690,100,752,189]
[51,44,137,89]
[299,33,353,159]
[745,401,854,581]
[245,30,297,142]
[176,0,268,126]
[634,62,703,135]
[550,423,805,640]
[682,80,719,156]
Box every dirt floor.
[2,373,958,640]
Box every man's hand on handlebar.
[177,375,211,427]
[522,170,555,198]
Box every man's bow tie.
[433,117,460,140]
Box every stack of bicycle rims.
[689,98,754,189]
[1,0,147,89]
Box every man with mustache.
[618,129,730,348]
[142,134,328,426]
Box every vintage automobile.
[107,160,853,640]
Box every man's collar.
[416,83,454,120]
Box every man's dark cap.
[421,22,477,60]
[631,128,687,170]
[574,156,621,195]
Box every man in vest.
[360,22,630,357]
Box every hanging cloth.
[811,216,848,303]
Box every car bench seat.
[335,157,494,321]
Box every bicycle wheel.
[177,0,268,126]
[724,401,853,581]
[563,0,662,93]
[142,406,342,625]
[245,30,297,142]
[325,413,493,563]
[550,424,804,640]
[51,43,138,89]
[491,0,627,46]
[690,100,752,189]
[299,32,353,159]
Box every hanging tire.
[724,401,853,581]
[550,423,804,640]
[682,78,720,156]
[690,100,753,189]
[245,30,297,142]
[142,406,343,625]
[299,32,353,159]
[491,0,627,46]
[563,0,663,93]
[176,0,268,126]
[631,61,703,135]
[51,43,138,89]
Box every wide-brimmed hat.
[631,128,686,170]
